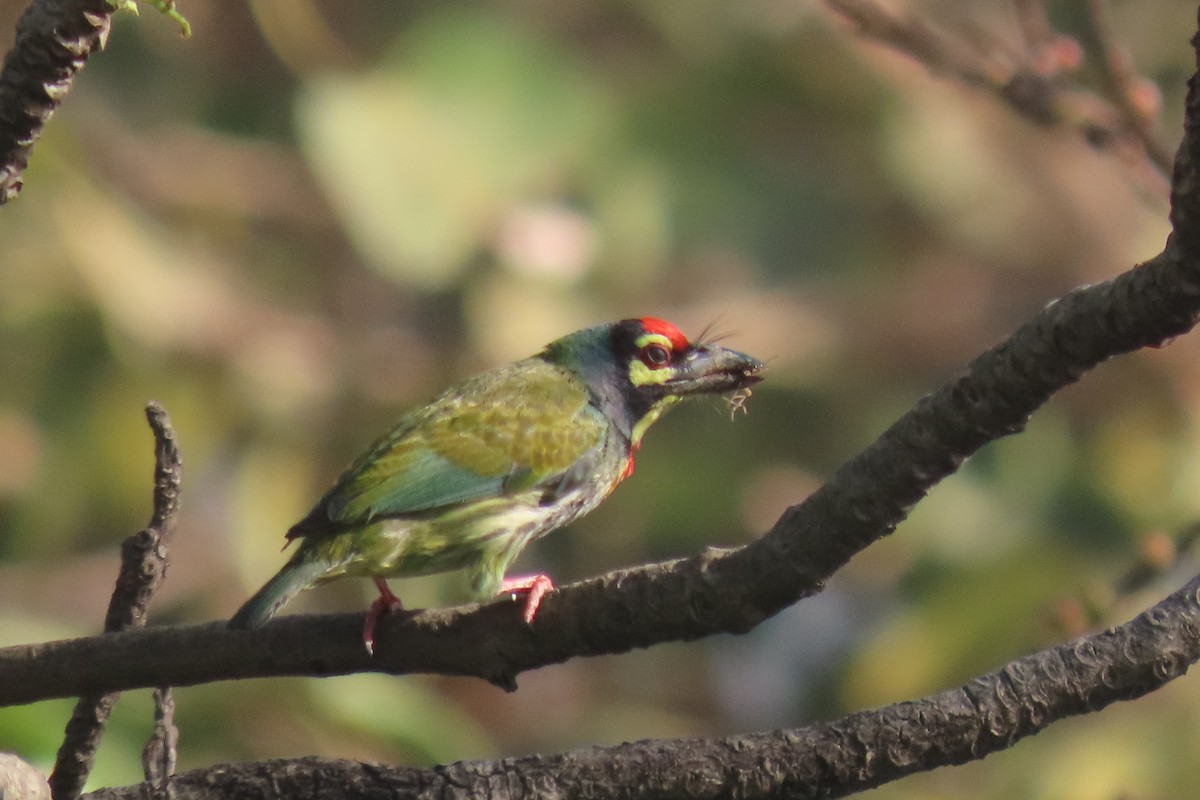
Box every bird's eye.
[640,344,671,368]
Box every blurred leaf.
[296,9,614,290]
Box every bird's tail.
[228,557,329,631]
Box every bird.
[228,317,764,653]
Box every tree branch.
[0,0,116,204]
[83,571,1200,799]
[48,403,182,800]
[1084,0,1174,171]
[1,187,1198,707]
[825,0,1172,185]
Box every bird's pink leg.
[363,577,404,655]
[500,574,555,623]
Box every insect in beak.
[727,387,753,421]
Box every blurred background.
[0,0,1198,796]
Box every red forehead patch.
[639,317,690,351]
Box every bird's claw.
[363,578,405,655]
[500,574,555,623]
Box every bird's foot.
[363,578,404,655]
[500,574,554,623]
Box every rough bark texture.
[83,575,1200,799]
[0,234,1196,708]
[48,403,182,800]
[0,0,115,203]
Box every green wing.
[299,359,606,532]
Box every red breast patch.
[620,456,635,482]
[619,441,643,483]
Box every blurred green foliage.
[1,0,1200,796]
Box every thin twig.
[1085,0,1140,111]
[826,0,994,87]
[1084,0,1174,174]
[1012,0,1053,54]
[825,0,1169,190]
[141,687,178,789]
[48,403,182,800]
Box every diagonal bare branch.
[0,164,1196,707]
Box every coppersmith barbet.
[229,318,764,652]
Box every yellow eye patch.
[629,332,676,386]
[634,332,673,351]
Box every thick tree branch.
[83,572,1200,799]
[0,0,115,204]
[48,403,181,800]
[0,100,1193,712]
[1,183,1198,706]
[0,0,1193,725]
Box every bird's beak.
[660,344,765,397]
